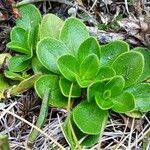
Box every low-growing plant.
[2,4,150,149]
[98,14,123,31]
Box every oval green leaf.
[4,71,25,81]
[76,54,100,88]
[59,78,81,98]
[16,4,42,30]
[87,80,106,102]
[16,4,42,48]
[8,55,30,72]
[95,66,116,81]
[63,115,100,148]
[73,101,108,135]
[35,75,68,107]
[37,37,69,73]
[40,14,64,39]
[112,51,144,88]
[112,92,135,113]
[133,47,150,82]
[60,17,89,56]
[77,37,100,63]
[31,56,51,74]
[80,134,100,148]
[125,83,150,112]
[95,93,114,110]
[57,55,79,82]
[100,40,129,66]
[104,75,125,97]
[7,27,31,55]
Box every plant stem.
[68,118,82,150]
[67,83,73,112]
[66,84,82,149]
[27,89,49,148]
[0,133,10,150]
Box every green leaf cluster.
[4,4,150,148]
[7,4,42,73]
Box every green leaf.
[80,134,100,148]
[125,111,142,118]
[10,74,41,96]
[60,17,89,56]
[16,4,41,48]
[16,4,42,30]
[112,92,135,113]
[73,101,108,135]
[27,88,49,145]
[0,74,9,99]
[37,37,69,73]
[100,40,129,66]
[27,20,40,49]
[4,71,25,81]
[62,115,76,148]
[0,74,9,92]
[89,76,125,110]
[40,14,64,39]
[8,55,30,72]
[112,51,144,88]
[35,75,68,107]
[7,41,29,55]
[77,37,100,63]
[88,79,114,110]
[0,53,11,65]
[95,66,116,81]
[63,115,100,148]
[87,81,106,102]
[125,83,150,112]
[104,76,125,97]
[59,78,81,98]
[95,92,114,110]
[133,47,150,82]
[57,55,79,82]
[7,27,31,55]
[31,56,51,74]
[76,54,100,87]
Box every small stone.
[68,7,77,17]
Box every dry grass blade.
[90,0,98,10]
[124,0,129,14]
[128,118,135,149]
[113,117,129,149]
[0,108,65,150]
[131,115,150,148]
[0,102,17,120]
